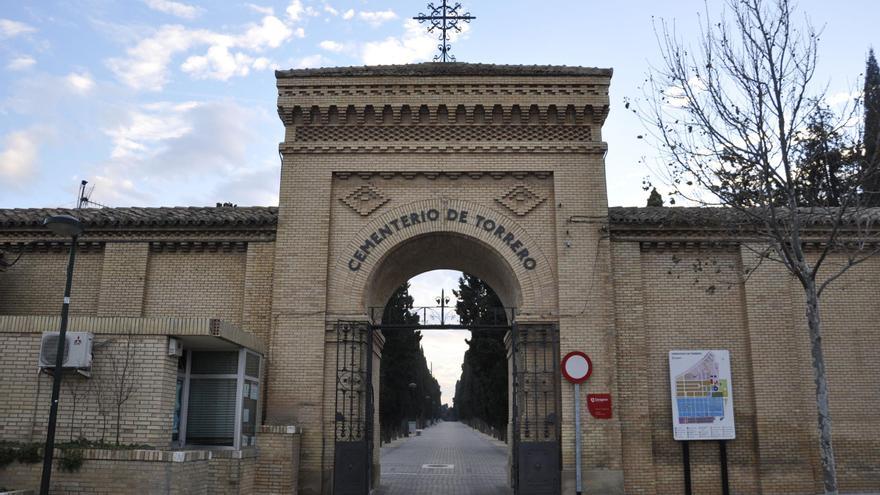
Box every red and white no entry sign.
[561,351,592,384]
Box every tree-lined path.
[377,421,511,495]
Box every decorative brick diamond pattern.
[341,184,390,216]
[495,184,546,217]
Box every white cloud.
[251,57,276,71]
[91,99,268,206]
[358,10,397,26]
[285,0,318,21]
[144,0,202,19]
[0,128,40,185]
[246,4,274,16]
[240,15,294,50]
[181,46,254,80]
[107,14,294,90]
[0,19,36,39]
[342,9,355,20]
[319,40,344,53]
[105,101,197,159]
[295,54,326,69]
[7,56,36,71]
[293,27,305,39]
[323,5,339,16]
[65,72,95,94]
[361,19,436,65]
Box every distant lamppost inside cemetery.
[39,214,83,495]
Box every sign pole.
[560,351,592,495]
[682,441,692,495]
[574,381,582,495]
[719,440,730,495]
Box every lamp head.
[43,215,84,237]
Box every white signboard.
[669,350,735,441]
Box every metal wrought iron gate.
[333,321,373,495]
[511,323,561,495]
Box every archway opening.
[374,269,512,495]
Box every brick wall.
[0,333,176,448]
[612,241,880,494]
[143,249,246,325]
[0,246,104,317]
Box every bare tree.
[105,332,138,446]
[633,1,880,493]
[63,376,91,441]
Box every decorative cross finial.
[413,1,475,62]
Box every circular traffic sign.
[561,351,593,384]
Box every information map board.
[669,350,735,441]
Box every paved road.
[377,421,512,495]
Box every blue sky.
[1,0,874,404]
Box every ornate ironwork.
[333,321,373,494]
[413,1,475,62]
[512,323,561,494]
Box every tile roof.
[276,62,613,79]
[0,207,278,230]
[2,206,877,232]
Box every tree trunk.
[115,403,121,446]
[805,282,838,495]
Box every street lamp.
[40,214,83,495]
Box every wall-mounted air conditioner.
[38,332,93,370]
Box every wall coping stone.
[0,316,266,354]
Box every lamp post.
[40,214,83,495]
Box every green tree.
[452,274,508,437]
[379,283,441,440]
[864,49,880,205]
[646,187,664,207]
[792,103,859,206]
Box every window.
[173,348,261,449]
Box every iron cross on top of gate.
[413,1,475,62]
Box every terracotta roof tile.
[0,207,278,230]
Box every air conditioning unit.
[39,332,93,370]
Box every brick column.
[553,155,623,495]
[268,159,333,495]
[610,241,657,494]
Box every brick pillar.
[268,159,333,495]
[553,155,623,495]
[610,241,657,494]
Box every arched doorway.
[331,223,561,495]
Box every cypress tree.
[379,283,441,439]
[864,49,880,205]
[646,187,664,207]
[452,274,508,437]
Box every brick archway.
[332,198,557,320]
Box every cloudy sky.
[1,0,874,404]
